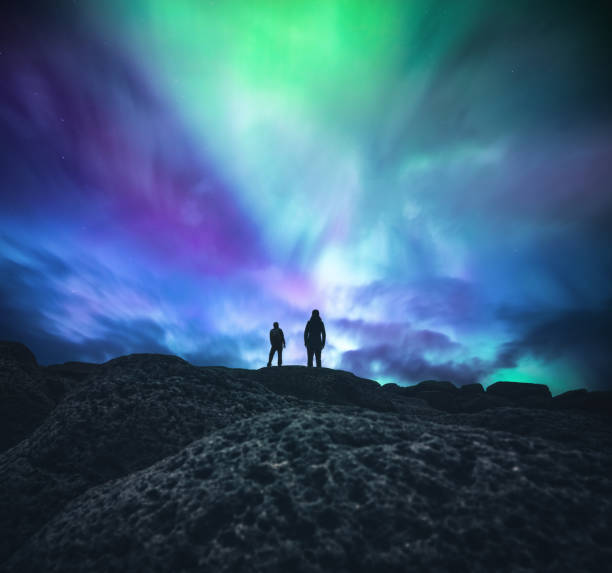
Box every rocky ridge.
[0,341,611,572]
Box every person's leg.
[268,347,275,367]
[277,347,283,366]
[315,347,322,368]
[307,347,313,367]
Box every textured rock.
[0,341,63,452]
[581,391,612,416]
[458,393,514,413]
[0,355,291,561]
[460,383,484,394]
[552,389,612,417]
[0,341,38,367]
[248,366,395,412]
[1,342,611,573]
[44,361,98,382]
[381,382,401,392]
[487,381,552,399]
[448,407,612,451]
[5,408,612,573]
[553,389,588,408]
[414,390,462,412]
[413,380,458,393]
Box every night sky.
[2,0,611,393]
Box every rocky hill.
[0,341,610,572]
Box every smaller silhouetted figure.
[304,309,326,367]
[267,322,286,367]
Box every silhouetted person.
[267,321,286,367]
[304,309,326,367]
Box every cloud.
[0,249,255,366]
[0,237,281,367]
[332,315,490,385]
[495,303,612,390]
[340,343,490,386]
[345,278,493,332]
[0,249,167,363]
[332,317,460,353]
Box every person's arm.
[321,322,326,347]
[269,330,273,345]
[304,322,309,346]
[281,330,286,348]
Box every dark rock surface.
[5,408,612,573]
[487,381,552,399]
[572,390,612,416]
[554,388,589,408]
[460,383,484,394]
[0,341,65,452]
[411,380,458,393]
[383,381,508,413]
[44,361,99,382]
[0,355,292,561]
[411,390,458,413]
[383,378,612,416]
[1,342,611,572]
[249,366,395,412]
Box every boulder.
[381,382,401,393]
[582,391,612,416]
[0,342,59,452]
[460,383,484,394]
[0,355,292,562]
[0,341,38,368]
[553,389,588,410]
[44,361,98,382]
[552,389,612,416]
[416,390,460,412]
[486,381,552,400]
[412,380,458,393]
[251,366,395,412]
[460,394,514,412]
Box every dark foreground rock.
[5,408,612,573]
[383,378,612,416]
[0,341,66,452]
[1,343,611,572]
[553,389,612,416]
[486,381,552,399]
[249,366,396,412]
[0,355,292,561]
[460,383,484,394]
[44,361,99,382]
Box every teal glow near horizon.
[1,1,611,392]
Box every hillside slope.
[1,343,610,572]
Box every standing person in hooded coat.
[267,322,286,367]
[304,309,326,367]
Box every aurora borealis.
[1,1,611,393]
